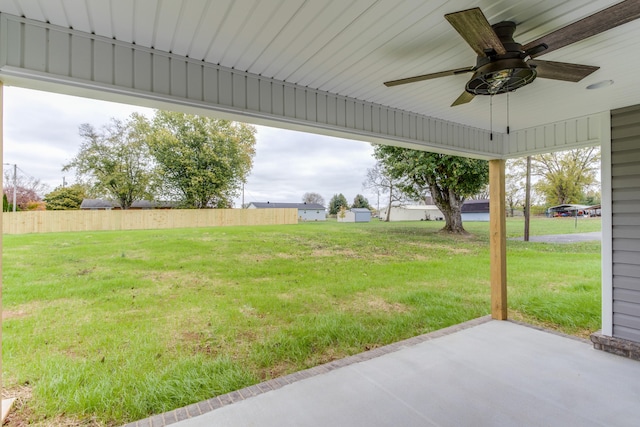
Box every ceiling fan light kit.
[466,58,536,96]
[384,1,640,107]
[465,21,538,96]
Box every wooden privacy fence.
[2,209,298,234]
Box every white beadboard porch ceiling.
[1,0,639,132]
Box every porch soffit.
[0,0,634,157]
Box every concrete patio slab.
[126,318,640,427]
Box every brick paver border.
[123,316,494,427]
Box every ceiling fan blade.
[383,67,474,87]
[451,91,475,107]
[529,60,599,82]
[523,0,640,58]
[445,8,506,56]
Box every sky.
[3,86,379,209]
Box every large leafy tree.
[328,193,349,215]
[63,114,153,209]
[146,111,256,208]
[530,147,600,205]
[374,146,489,234]
[43,184,88,210]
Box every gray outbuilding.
[248,202,326,221]
[461,199,490,222]
[337,208,371,223]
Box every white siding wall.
[383,207,444,221]
[506,112,605,158]
[610,105,640,343]
[299,209,326,221]
[461,213,490,222]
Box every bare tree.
[302,192,325,206]
[363,161,405,221]
[467,185,490,200]
[3,169,49,211]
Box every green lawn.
[2,217,601,425]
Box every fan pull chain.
[506,90,510,134]
[490,95,493,141]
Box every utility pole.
[524,156,531,241]
[3,162,16,212]
[12,163,16,212]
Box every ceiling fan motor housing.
[466,21,537,95]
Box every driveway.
[512,231,601,243]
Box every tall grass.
[2,218,601,425]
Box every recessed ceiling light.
[586,80,614,90]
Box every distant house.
[337,208,371,223]
[461,199,490,222]
[130,200,176,209]
[379,205,444,222]
[80,199,117,210]
[80,199,175,210]
[247,202,326,221]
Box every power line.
[16,166,41,182]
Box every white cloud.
[3,86,379,208]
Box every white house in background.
[337,208,371,223]
[379,205,444,222]
[461,199,490,222]
[247,202,326,221]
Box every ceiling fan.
[384,1,640,106]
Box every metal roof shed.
[461,199,490,222]
[351,208,372,223]
[337,208,371,223]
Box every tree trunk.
[439,203,466,233]
[385,183,393,222]
[430,186,467,234]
